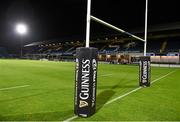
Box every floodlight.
[16,23,27,35]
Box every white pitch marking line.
[0,85,30,91]
[106,70,176,105]
[63,70,177,122]
[151,70,177,84]
[105,87,141,105]
[63,115,78,122]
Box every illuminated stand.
[74,0,150,118]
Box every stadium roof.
[24,21,180,47]
[132,22,180,33]
[24,42,44,47]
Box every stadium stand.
[23,23,180,64]
[0,47,9,58]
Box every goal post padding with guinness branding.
[74,0,149,118]
[139,56,151,87]
[74,47,98,117]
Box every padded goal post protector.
[74,47,98,117]
[139,56,151,87]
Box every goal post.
[74,0,150,118]
[74,0,98,118]
[144,0,148,56]
[85,0,91,48]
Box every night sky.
[0,0,179,51]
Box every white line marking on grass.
[63,70,177,122]
[0,85,30,91]
[105,87,142,105]
[63,115,78,122]
[151,70,177,84]
[106,70,176,105]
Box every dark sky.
[0,0,180,50]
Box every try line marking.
[0,85,30,91]
[63,70,177,122]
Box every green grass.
[0,59,180,121]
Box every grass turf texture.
[0,59,180,121]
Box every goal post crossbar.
[91,15,145,42]
[86,0,148,56]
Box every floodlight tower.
[15,23,28,58]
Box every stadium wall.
[24,52,180,64]
[0,47,9,58]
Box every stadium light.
[16,23,27,35]
[15,23,28,58]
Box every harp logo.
[79,100,89,108]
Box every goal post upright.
[85,0,91,48]
[75,0,98,118]
[144,0,148,56]
[139,0,150,87]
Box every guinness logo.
[79,100,88,108]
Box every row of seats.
[24,39,180,56]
